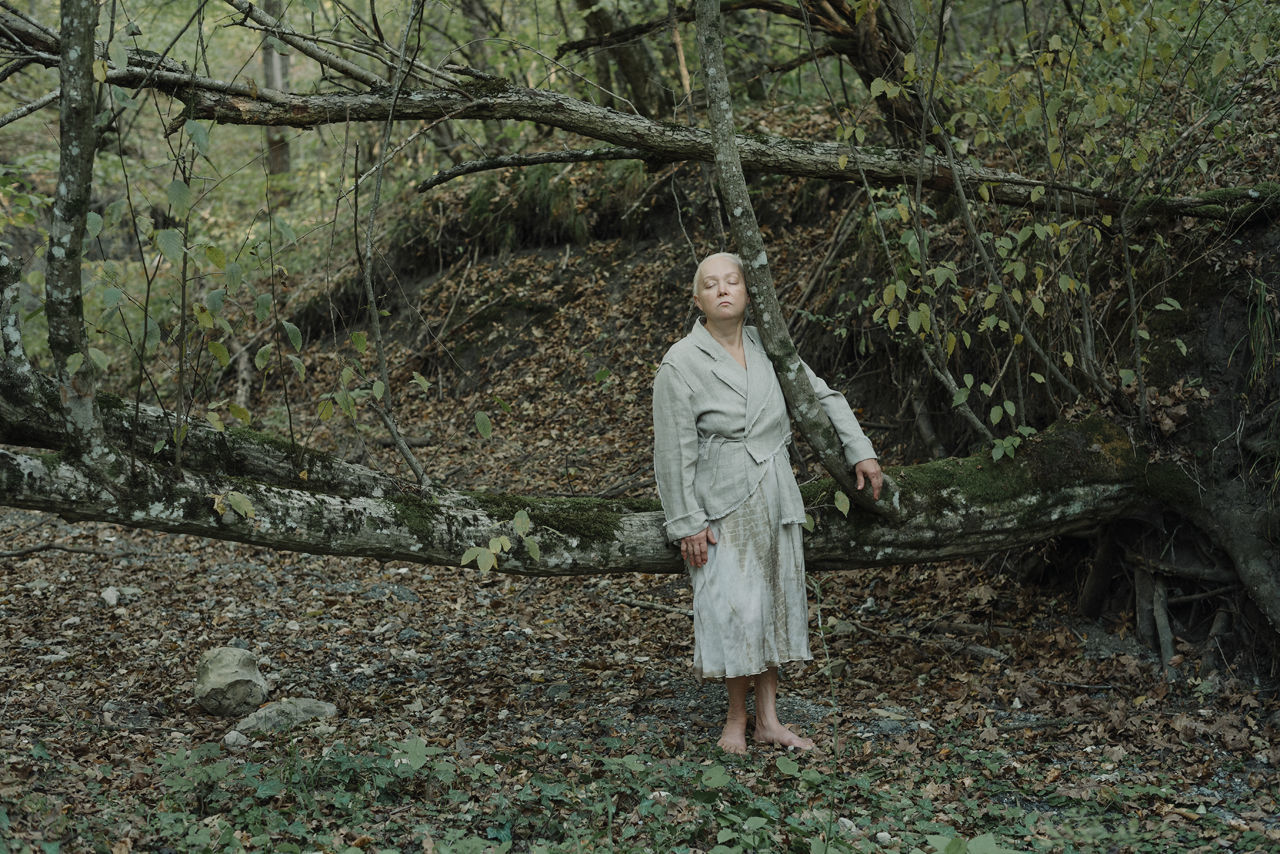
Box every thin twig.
[416,147,648,193]
[613,596,691,618]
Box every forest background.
[1,0,1279,851]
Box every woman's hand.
[855,458,884,501]
[680,527,718,568]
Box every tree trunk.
[261,0,292,177]
[574,0,663,118]
[0,370,1149,576]
[694,0,884,512]
[44,0,103,457]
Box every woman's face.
[693,256,748,322]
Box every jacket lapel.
[692,321,747,399]
[742,328,776,436]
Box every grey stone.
[194,646,269,717]
[233,697,338,734]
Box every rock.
[223,729,250,749]
[194,647,269,717]
[233,697,338,734]
[100,586,119,606]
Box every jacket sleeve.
[803,360,878,466]
[652,362,708,543]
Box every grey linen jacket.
[652,321,877,544]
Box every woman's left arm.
[803,361,883,499]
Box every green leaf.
[802,513,815,533]
[209,341,230,368]
[100,286,122,309]
[87,347,110,373]
[109,38,128,72]
[226,491,255,519]
[167,180,194,218]
[952,387,970,407]
[834,490,850,516]
[411,372,432,394]
[776,755,800,776]
[1030,372,1045,384]
[968,832,1017,853]
[1003,400,1015,417]
[254,343,273,371]
[229,403,251,424]
[593,367,611,382]
[990,405,1004,426]
[85,211,103,240]
[317,398,335,422]
[192,303,214,329]
[475,411,493,440]
[65,352,84,377]
[461,546,484,566]
[282,320,302,352]
[287,354,305,380]
[204,243,226,270]
[224,261,243,292]
[701,765,730,788]
[350,331,367,353]
[184,120,210,155]
[525,539,541,562]
[206,410,225,432]
[155,229,184,266]
[477,549,496,572]
[513,510,532,536]
[254,293,272,323]
[335,388,356,419]
[371,380,384,400]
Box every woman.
[652,252,883,754]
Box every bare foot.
[754,721,815,751]
[718,717,749,755]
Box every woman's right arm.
[652,363,709,544]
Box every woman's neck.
[702,316,744,349]
[701,317,746,367]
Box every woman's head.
[692,252,744,296]
[692,252,749,322]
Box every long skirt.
[689,468,811,681]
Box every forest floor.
[2,505,1279,853]
[4,214,1280,852]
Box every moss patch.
[386,493,442,538]
[465,491,654,543]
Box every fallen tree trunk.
[0,351,1145,576]
[3,350,1276,629]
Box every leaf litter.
[1,504,1277,852]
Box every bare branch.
[218,0,390,88]
[415,146,648,192]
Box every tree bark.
[44,0,103,457]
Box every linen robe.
[652,320,876,677]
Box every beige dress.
[652,322,876,680]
